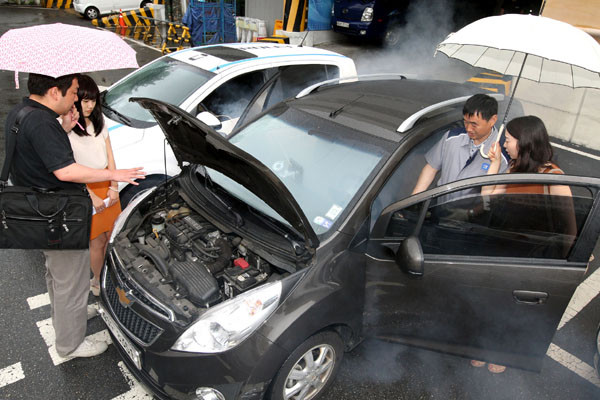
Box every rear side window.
[241,64,340,126]
[386,185,594,259]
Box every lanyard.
[463,148,480,169]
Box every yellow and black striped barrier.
[467,72,512,95]
[45,0,72,9]
[92,7,155,28]
[161,23,191,54]
[283,0,308,32]
[257,35,290,44]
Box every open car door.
[365,173,600,371]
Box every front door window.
[387,185,592,259]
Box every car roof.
[288,79,483,142]
[167,43,350,74]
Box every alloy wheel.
[283,344,336,400]
[85,7,99,20]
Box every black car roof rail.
[295,73,416,99]
[397,93,505,133]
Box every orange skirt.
[88,180,122,240]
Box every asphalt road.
[0,6,599,400]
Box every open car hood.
[131,98,319,250]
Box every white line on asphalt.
[26,293,50,310]
[547,343,600,388]
[557,265,600,330]
[0,362,25,389]
[551,142,600,161]
[111,361,153,400]
[36,317,112,366]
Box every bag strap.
[1,106,37,184]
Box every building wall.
[245,0,283,36]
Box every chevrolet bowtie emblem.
[116,286,132,307]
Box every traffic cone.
[119,9,126,28]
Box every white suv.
[102,43,357,205]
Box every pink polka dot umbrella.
[0,23,139,88]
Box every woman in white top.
[68,75,121,296]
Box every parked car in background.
[101,43,357,206]
[98,77,600,400]
[331,0,409,45]
[331,0,541,46]
[73,0,152,19]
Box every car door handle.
[513,290,548,305]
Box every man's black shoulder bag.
[0,106,92,249]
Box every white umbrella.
[436,14,600,156]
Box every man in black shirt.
[5,73,145,359]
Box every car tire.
[383,26,401,47]
[140,0,152,8]
[84,6,100,20]
[268,331,344,400]
[119,174,169,209]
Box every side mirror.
[196,111,222,129]
[395,235,424,277]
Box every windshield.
[206,108,391,235]
[104,57,215,124]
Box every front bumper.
[331,19,385,39]
[99,255,286,400]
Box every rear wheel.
[268,331,344,400]
[84,6,100,20]
[140,0,152,8]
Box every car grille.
[112,258,171,320]
[105,276,162,345]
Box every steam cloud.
[353,0,478,82]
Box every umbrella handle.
[479,124,505,159]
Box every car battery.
[222,258,268,298]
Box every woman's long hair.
[506,115,553,173]
[72,75,104,137]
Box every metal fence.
[182,0,236,45]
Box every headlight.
[361,7,374,22]
[172,281,282,353]
[109,186,156,244]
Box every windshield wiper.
[201,166,244,227]
[248,207,305,256]
[101,94,132,126]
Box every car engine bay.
[109,185,298,320]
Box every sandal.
[90,278,100,297]
[470,360,486,368]
[487,363,506,373]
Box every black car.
[98,78,600,400]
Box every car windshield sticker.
[325,204,343,220]
[314,216,333,229]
